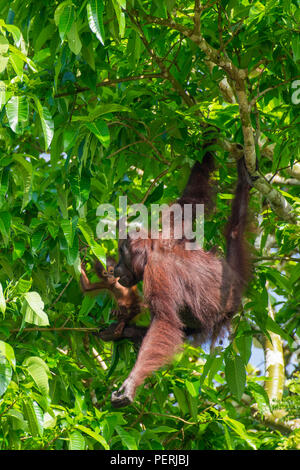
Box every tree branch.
[127,10,196,108]
[193,0,201,36]
[254,256,300,262]
[264,286,285,405]
[141,11,243,81]
[134,10,298,223]
[265,174,300,186]
[251,176,298,223]
[205,60,236,104]
[54,73,163,98]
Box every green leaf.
[50,128,64,165]
[0,167,9,202]
[0,35,9,54]
[0,340,15,369]
[185,379,200,398]
[173,386,189,415]
[72,104,130,122]
[151,425,178,433]
[69,430,86,450]
[68,168,90,209]
[0,356,12,397]
[248,382,270,415]
[0,256,13,279]
[78,220,106,265]
[225,353,246,401]
[91,103,130,118]
[292,36,300,63]
[111,0,126,37]
[13,239,26,260]
[5,24,25,51]
[208,353,224,384]
[127,30,142,67]
[85,119,110,148]
[23,356,50,396]
[198,350,218,388]
[0,56,9,73]
[54,0,71,25]
[79,295,96,317]
[57,184,69,219]
[9,52,24,77]
[8,45,37,72]
[58,4,75,40]
[265,316,291,344]
[67,21,82,55]
[43,411,57,429]
[223,416,257,450]
[67,233,79,265]
[152,0,168,18]
[0,283,6,315]
[75,424,109,449]
[223,424,234,450]
[21,291,49,326]
[61,218,75,247]
[115,425,137,450]
[13,154,33,210]
[266,268,289,291]
[145,182,164,204]
[249,1,265,22]
[7,409,28,431]
[186,392,198,421]
[31,229,45,253]
[23,399,43,437]
[87,0,105,45]
[14,278,32,295]
[0,81,6,110]
[0,211,11,247]
[235,334,252,365]
[6,96,28,133]
[106,342,120,378]
[34,98,54,151]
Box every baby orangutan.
[80,257,146,340]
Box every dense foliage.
[0,0,299,450]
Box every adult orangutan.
[111,153,251,407]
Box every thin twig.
[10,327,99,333]
[48,276,73,309]
[106,140,144,159]
[140,167,170,204]
[250,76,300,108]
[254,256,300,263]
[221,20,245,51]
[108,120,168,164]
[142,411,197,425]
[128,9,196,108]
[0,397,19,419]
